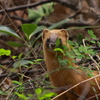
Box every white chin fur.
[49,44,52,49]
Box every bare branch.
[0,0,79,14]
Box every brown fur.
[42,29,100,100]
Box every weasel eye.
[46,38,50,43]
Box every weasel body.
[42,29,100,100]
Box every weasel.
[42,29,100,100]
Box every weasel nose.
[50,43,55,48]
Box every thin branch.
[9,13,90,28]
[54,0,79,10]
[9,15,90,27]
[86,94,100,100]
[9,15,32,23]
[0,0,51,14]
[0,69,42,78]
[0,0,79,14]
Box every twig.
[6,86,15,100]
[9,15,90,28]
[0,0,79,14]
[0,40,16,50]
[0,69,43,78]
[86,94,100,100]
[0,0,51,14]
[0,0,12,24]
[0,77,8,86]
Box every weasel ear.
[42,29,49,39]
[60,29,69,39]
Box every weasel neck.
[43,47,87,87]
[44,48,78,72]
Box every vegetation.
[0,0,100,100]
[0,23,100,100]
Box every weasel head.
[42,29,69,52]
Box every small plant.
[28,2,54,24]
[0,24,45,100]
[54,30,99,78]
[35,88,57,100]
[0,48,11,56]
[0,20,100,100]
[0,24,45,48]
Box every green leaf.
[7,41,25,47]
[18,53,23,59]
[28,2,54,24]
[0,65,5,68]
[47,3,54,15]
[77,34,84,44]
[62,45,69,51]
[11,56,17,59]
[0,25,21,39]
[35,88,42,95]
[27,94,33,97]
[30,25,44,38]
[35,17,42,24]
[36,89,56,100]
[48,19,71,29]
[0,91,3,95]
[97,41,100,46]
[13,60,32,68]
[21,24,37,40]
[28,9,43,20]
[5,50,11,56]
[42,2,54,16]
[42,90,55,98]
[87,72,94,77]
[78,45,85,52]
[90,40,96,44]
[68,66,76,69]
[73,49,78,54]
[59,59,68,66]
[67,40,75,46]
[45,74,49,78]
[0,48,11,56]
[15,93,27,100]
[88,30,97,39]
[54,48,64,54]
[28,8,43,24]
[85,49,94,55]
[30,25,45,46]
[56,38,61,48]
[12,81,22,86]
[66,51,75,58]
[38,7,45,16]
[34,59,44,62]
[0,90,6,95]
